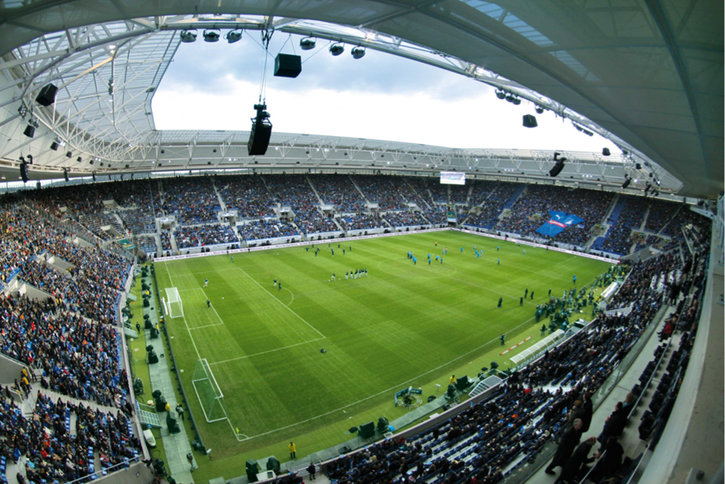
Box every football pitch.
[154,230,610,469]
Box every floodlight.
[495,89,506,99]
[225,30,242,43]
[180,30,197,43]
[300,37,316,50]
[203,29,220,42]
[351,46,365,59]
[329,43,344,56]
[535,105,544,114]
[512,97,521,105]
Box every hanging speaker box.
[274,54,301,78]
[36,83,58,106]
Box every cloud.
[164,34,478,99]
[155,35,616,153]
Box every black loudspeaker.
[246,459,259,482]
[522,114,538,128]
[248,119,272,155]
[23,124,35,138]
[20,162,29,183]
[36,83,58,106]
[602,147,611,156]
[358,421,375,439]
[266,456,280,473]
[549,160,565,177]
[50,141,59,151]
[274,53,301,78]
[455,376,470,391]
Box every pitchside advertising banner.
[536,211,583,237]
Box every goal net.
[192,358,228,423]
[165,287,184,319]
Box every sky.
[153,32,617,153]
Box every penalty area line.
[227,314,541,442]
[208,336,326,366]
[163,264,202,361]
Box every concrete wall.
[0,353,28,384]
[94,461,155,484]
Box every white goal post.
[165,287,184,318]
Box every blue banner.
[536,211,583,237]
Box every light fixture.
[50,140,59,151]
[300,37,316,50]
[602,147,611,156]
[66,151,72,158]
[504,94,521,105]
[77,156,82,162]
[203,29,220,42]
[225,30,242,43]
[23,124,35,138]
[351,46,365,59]
[495,89,506,99]
[535,105,544,114]
[180,30,197,43]
[329,43,344,56]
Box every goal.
[192,358,229,423]
[165,287,184,319]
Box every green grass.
[153,230,610,480]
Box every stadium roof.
[0,1,721,197]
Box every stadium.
[0,2,722,484]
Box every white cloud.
[153,53,617,153]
